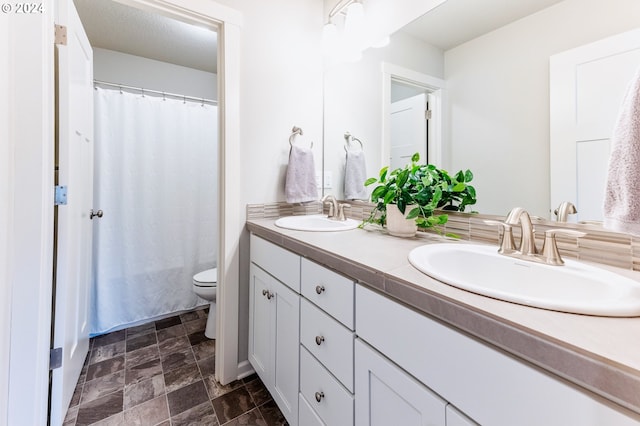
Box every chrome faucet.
[554,201,577,222]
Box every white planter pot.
[386,204,418,237]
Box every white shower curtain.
[91,87,218,335]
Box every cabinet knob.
[262,289,268,297]
[89,209,103,219]
[315,285,325,294]
[315,391,325,403]
[315,335,325,346]
[266,291,274,300]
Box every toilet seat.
[193,268,217,286]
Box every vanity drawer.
[301,258,355,329]
[250,234,300,292]
[300,346,354,426]
[300,298,354,391]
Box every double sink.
[274,214,640,317]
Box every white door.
[51,0,94,424]
[550,28,640,222]
[248,264,274,384]
[390,93,427,169]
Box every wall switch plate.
[323,171,332,189]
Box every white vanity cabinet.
[355,284,638,426]
[299,258,356,425]
[248,235,301,426]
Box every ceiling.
[73,0,564,75]
[401,0,565,50]
[74,0,217,73]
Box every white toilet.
[192,268,217,339]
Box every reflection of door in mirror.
[550,28,640,223]
[390,84,427,169]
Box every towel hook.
[344,131,364,152]
[289,126,313,148]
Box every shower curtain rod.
[93,80,218,105]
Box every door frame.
[111,0,244,388]
[6,0,241,422]
[381,62,446,168]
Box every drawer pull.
[315,335,325,346]
[315,285,325,294]
[315,391,325,403]
[262,289,274,300]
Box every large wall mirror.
[322,0,640,223]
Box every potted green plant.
[361,153,476,237]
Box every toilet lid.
[194,268,217,285]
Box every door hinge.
[49,347,62,370]
[54,185,68,206]
[425,109,432,120]
[54,24,67,46]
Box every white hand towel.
[344,150,368,200]
[285,145,318,203]
[603,66,640,235]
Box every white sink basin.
[275,215,360,232]
[408,243,640,317]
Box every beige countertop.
[246,218,640,417]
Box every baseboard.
[236,360,255,380]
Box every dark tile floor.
[63,308,288,426]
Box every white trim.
[381,62,446,168]
[236,360,256,381]
[215,20,242,385]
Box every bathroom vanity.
[247,218,640,425]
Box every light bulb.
[344,1,364,34]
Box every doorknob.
[90,209,103,219]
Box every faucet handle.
[337,203,351,221]
[541,229,587,265]
[484,220,516,253]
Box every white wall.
[324,30,444,200]
[444,0,640,217]
[93,48,217,99]
[210,0,324,364]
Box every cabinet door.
[355,339,446,426]
[446,405,477,426]
[272,277,300,426]
[248,264,275,385]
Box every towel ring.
[344,131,364,152]
[289,126,313,148]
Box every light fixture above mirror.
[323,0,390,63]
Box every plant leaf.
[406,207,420,219]
[364,177,378,186]
[411,152,420,163]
